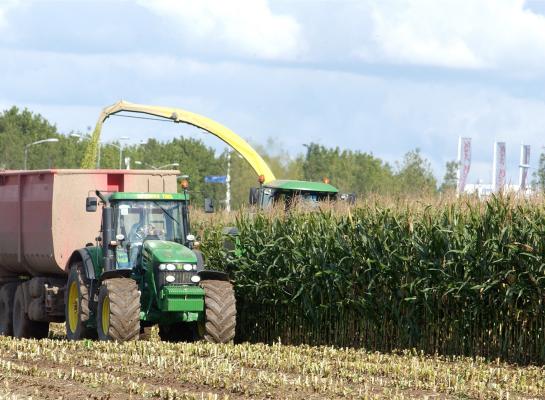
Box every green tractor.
[67,190,236,342]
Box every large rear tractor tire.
[12,285,49,339]
[199,280,236,344]
[97,278,140,341]
[65,265,96,340]
[0,283,18,336]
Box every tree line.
[0,106,472,208]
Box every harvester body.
[249,179,339,210]
[83,101,347,210]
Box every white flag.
[493,142,506,192]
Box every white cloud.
[357,0,545,72]
[0,0,20,31]
[138,0,303,60]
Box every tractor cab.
[108,193,192,269]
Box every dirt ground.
[0,325,543,400]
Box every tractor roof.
[109,192,189,201]
[264,180,339,193]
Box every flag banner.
[457,137,471,193]
[519,144,531,190]
[493,142,506,192]
[204,175,227,184]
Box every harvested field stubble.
[0,331,544,399]
[199,196,545,363]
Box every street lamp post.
[24,138,59,170]
[106,136,130,169]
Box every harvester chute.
[81,100,276,183]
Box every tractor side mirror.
[86,196,98,212]
[249,187,259,205]
[204,198,214,213]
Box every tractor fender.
[198,270,230,282]
[67,249,96,280]
[192,249,205,271]
[101,269,132,281]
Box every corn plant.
[202,195,545,363]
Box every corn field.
[0,328,544,399]
[199,196,545,363]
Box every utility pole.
[226,150,231,212]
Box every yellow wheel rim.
[67,281,79,333]
[101,296,110,335]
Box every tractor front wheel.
[97,278,140,341]
[199,280,236,344]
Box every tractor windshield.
[113,200,187,268]
[114,200,186,244]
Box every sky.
[1,0,545,185]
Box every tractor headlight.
[166,264,176,271]
[165,275,176,283]
[159,264,166,271]
[190,275,201,283]
[183,263,193,271]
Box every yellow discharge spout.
[81,100,276,183]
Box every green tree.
[125,137,225,208]
[394,149,437,196]
[0,106,87,170]
[302,143,394,195]
[440,160,459,193]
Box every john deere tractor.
[67,189,236,342]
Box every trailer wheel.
[199,280,236,343]
[12,285,49,339]
[97,278,140,341]
[0,283,18,336]
[65,265,95,340]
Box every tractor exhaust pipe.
[96,190,115,272]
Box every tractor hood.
[143,240,197,264]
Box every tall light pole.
[107,136,130,169]
[24,138,59,170]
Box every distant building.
[464,183,533,198]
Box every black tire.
[199,280,236,343]
[96,278,140,341]
[0,282,18,336]
[65,264,96,340]
[12,285,49,339]
[159,322,198,342]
